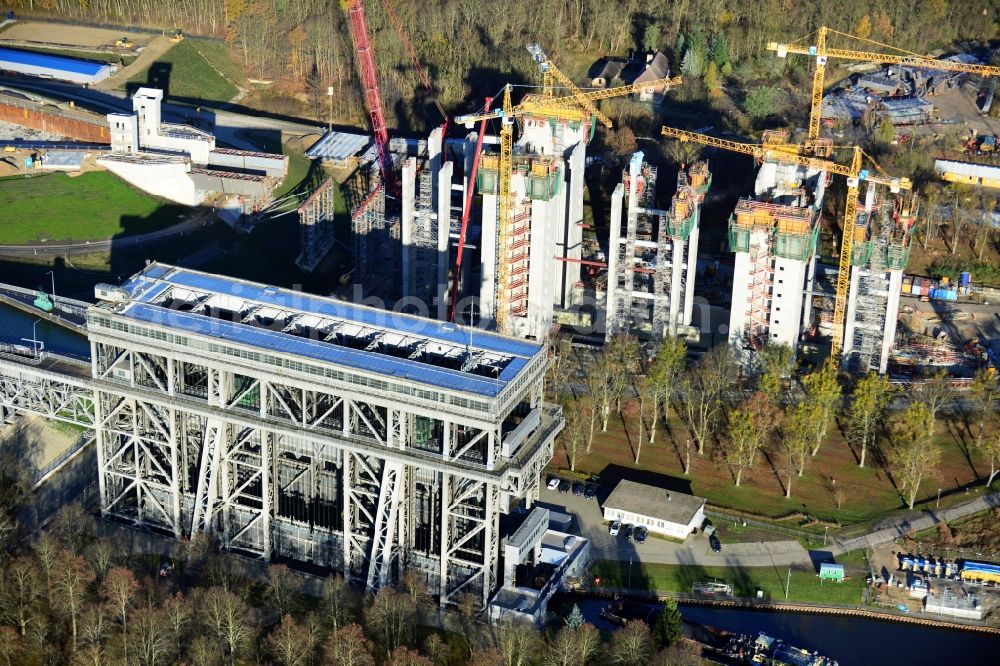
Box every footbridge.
[0,263,562,608]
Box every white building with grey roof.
[602,480,706,540]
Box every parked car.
[558,480,572,494]
[584,484,598,499]
[709,534,722,552]
[622,523,634,540]
[634,526,648,544]
[547,477,560,491]
[609,520,621,536]
[572,482,585,496]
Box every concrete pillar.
[558,142,585,309]
[400,158,416,300]
[479,192,497,326]
[436,160,454,320]
[605,184,624,338]
[669,237,683,336]
[842,268,861,360]
[881,269,904,374]
[683,220,700,327]
[800,251,818,345]
[429,127,443,210]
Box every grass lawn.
[126,38,239,103]
[552,390,989,532]
[591,551,868,605]
[0,172,187,243]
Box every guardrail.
[705,508,820,542]
[0,281,91,308]
[34,429,94,486]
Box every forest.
[5,0,997,131]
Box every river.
[575,598,1000,665]
[0,301,89,359]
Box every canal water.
[576,598,1000,665]
[0,301,89,360]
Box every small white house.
[602,480,706,540]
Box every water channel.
[0,300,89,359]
[576,597,1000,665]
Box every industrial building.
[727,135,827,363]
[934,158,1000,189]
[606,152,710,341]
[101,87,287,214]
[842,188,916,373]
[84,263,562,607]
[0,47,113,85]
[602,480,706,540]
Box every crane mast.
[344,0,396,194]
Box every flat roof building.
[89,263,563,608]
[0,48,113,85]
[602,480,706,540]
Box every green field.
[0,172,187,243]
[591,552,868,606]
[126,38,239,103]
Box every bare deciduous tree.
[723,392,779,487]
[544,623,601,666]
[609,620,654,666]
[267,614,314,666]
[915,369,953,436]
[1,556,41,635]
[127,606,174,666]
[201,586,255,663]
[321,574,356,630]
[802,358,841,456]
[84,540,115,582]
[680,345,736,455]
[364,587,415,657]
[646,336,687,445]
[265,563,301,618]
[0,627,20,666]
[102,566,139,658]
[51,550,95,652]
[323,623,375,666]
[850,372,894,468]
[494,619,541,666]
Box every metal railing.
[34,429,94,485]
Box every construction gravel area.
[0,119,68,141]
[0,21,155,48]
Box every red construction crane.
[447,97,492,322]
[343,0,396,194]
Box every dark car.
[621,523,634,540]
[634,526,648,544]
[572,482,585,496]
[558,480,572,494]
[584,484,598,499]
[709,534,722,552]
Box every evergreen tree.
[704,62,721,97]
[652,598,682,647]
[680,49,704,79]
[643,22,660,52]
[674,33,686,59]
[711,33,730,68]
[565,604,585,629]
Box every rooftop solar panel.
[127,265,540,359]
[122,302,512,397]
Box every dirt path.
[95,35,175,91]
[0,21,155,48]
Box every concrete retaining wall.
[0,102,108,143]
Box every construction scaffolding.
[295,177,337,273]
[352,169,387,293]
[406,165,439,308]
[844,191,917,373]
[728,198,819,354]
[607,155,709,340]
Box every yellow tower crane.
[768,26,1000,145]
[660,126,912,357]
[456,62,680,334]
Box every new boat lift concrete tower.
[86,264,562,607]
[842,188,916,373]
[727,146,827,365]
[606,152,711,340]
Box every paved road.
[536,484,813,568]
[0,211,213,257]
[829,490,1000,556]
